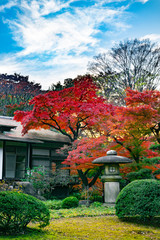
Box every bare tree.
[88,39,160,104]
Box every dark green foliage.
[126,168,153,182]
[72,192,81,200]
[153,169,160,176]
[135,168,153,179]
[150,143,160,151]
[142,157,160,165]
[0,191,50,234]
[89,195,103,202]
[119,179,129,190]
[44,200,62,210]
[62,196,79,209]
[126,172,137,182]
[90,201,102,207]
[115,180,160,220]
[49,78,74,91]
[0,73,43,116]
[23,166,76,199]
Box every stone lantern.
[92,150,132,206]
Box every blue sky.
[0,0,160,89]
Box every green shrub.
[119,179,129,190]
[23,166,78,199]
[126,172,138,181]
[90,201,103,207]
[153,169,160,176]
[44,200,62,209]
[62,196,79,209]
[0,191,50,234]
[149,143,160,151]
[89,195,103,202]
[115,180,160,220]
[126,168,153,182]
[142,157,160,165]
[72,192,81,200]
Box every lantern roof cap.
[92,150,132,164]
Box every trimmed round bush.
[44,200,62,210]
[115,180,160,220]
[62,196,79,209]
[0,191,50,234]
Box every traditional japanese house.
[0,116,71,196]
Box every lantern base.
[104,181,120,205]
[103,203,115,207]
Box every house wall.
[31,142,69,175]
[2,140,69,181]
[0,141,3,180]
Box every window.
[15,156,25,178]
[32,148,49,156]
[32,148,50,170]
[5,144,27,179]
[109,166,116,173]
[5,153,16,178]
[32,159,50,168]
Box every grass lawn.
[0,206,159,240]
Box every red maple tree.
[14,75,113,188]
[64,88,160,179]
[14,82,160,187]
[107,89,160,161]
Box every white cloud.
[6,0,129,56]
[0,0,17,12]
[20,0,77,19]
[140,34,160,42]
[0,0,133,88]
[0,52,90,89]
[96,0,127,3]
[0,54,38,76]
[137,0,149,3]
[37,55,89,89]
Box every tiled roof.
[0,116,70,143]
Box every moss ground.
[0,216,159,240]
[50,204,115,218]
